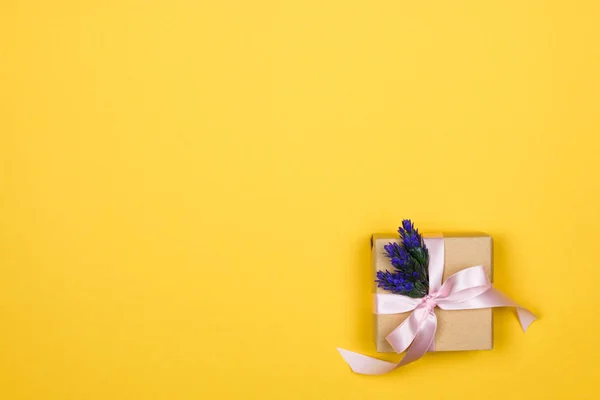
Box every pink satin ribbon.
[337,237,536,375]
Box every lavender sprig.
[375,219,429,298]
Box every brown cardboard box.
[373,233,493,353]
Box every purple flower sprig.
[375,219,429,298]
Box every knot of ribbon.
[420,293,439,312]
[338,237,536,375]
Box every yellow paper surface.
[1,1,600,399]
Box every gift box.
[338,220,534,375]
[372,232,493,352]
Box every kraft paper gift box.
[372,233,493,352]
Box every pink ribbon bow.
[338,237,536,375]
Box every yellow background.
[1,1,599,399]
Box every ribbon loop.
[435,265,492,306]
[385,307,430,354]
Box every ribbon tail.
[479,288,537,332]
[336,348,399,375]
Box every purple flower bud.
[375,219,429,297]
